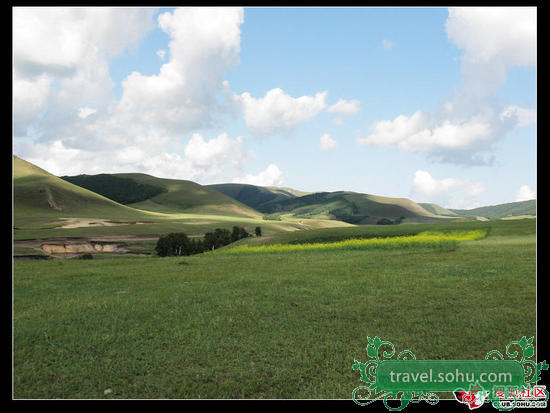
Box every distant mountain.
[62,173,261,218]
[449,200,536,220]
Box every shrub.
[255,226,262,237]
[376,218,395,225]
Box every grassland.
[13,219,536,399]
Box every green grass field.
[13,219,536,399]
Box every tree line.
[155,226,262,257]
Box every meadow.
[12,218,536,399]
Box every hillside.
[13,156,151,227]
[450,199,536,220]
[252,190,440,224]
[207,183,310,211]
[93,173,262,218]
[61,174,167,205]
[418,203,458,217]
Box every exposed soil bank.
[41,241,122,254]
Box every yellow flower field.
[223,230,488,254]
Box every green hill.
[418,203,458,217]
[60,172,262,218]
[61,174,168,205]
[81,173,263,218]
[207,183,310,211]
[208,184,441,224]
[248,190,439,224]
[13,156,151,228]
[449,200,536,220]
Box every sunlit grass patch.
[222,230,488,254]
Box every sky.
[12,6,537,209]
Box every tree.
[204,228,232,250]
[155,232,191,256]
[255,226,262,237]
[231,226,250,242]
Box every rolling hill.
[449,200,536,220]
[208,183,447,224]
[16,154,534,234]
[207,183,310,211]
[215,188,441,224]
[13,155,152,228]
[13,156,351,241]
[418,203,458,217]
[62,173,262,218]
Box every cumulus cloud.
[77,107,97,119]
[499,106,537,128]
[20,132,249,182]
[411,170,485,208]
[233,88,327,137]
[446,7,536,97]
[357,111,493,154]
[233,164,284,186]
[13,7,256,183]
[13,7,157,135]
[319,133,338,151]
[515,185,536,202]
[117,7,244,135]
[358,7,536,165]
[327,98,360,116]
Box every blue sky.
[13,7,537,209]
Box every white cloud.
[77,107,97,119]
[382,39,396,49]
[184,133,247,172]
[13,7,157,134]
[326,98,360,116]
[515,185,536,202]
[411,170,485,208]
[156,49,166,60]
[13,7,254,184]
[499,106,537,128]
[446,7,536,65]
[233,164,284,186]
[358,7,536,165]
[357,111,493,152]
[234,88,327,137]
[117,7,244,135]
[319,133,338,151]
[446,7,536,97]
[413,170,485,197]
[20,132,249,183]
